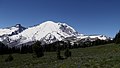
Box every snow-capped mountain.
[0,21,110,47]
[0,24,26,41]
[2,21,79,46]
[0,24,26,36]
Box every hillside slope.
[0,44,120,68]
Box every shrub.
[5,54,13,62]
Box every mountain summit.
[14,24,26,34]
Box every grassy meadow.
[1,43,120,68]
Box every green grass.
[1,43,120,68]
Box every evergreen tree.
[27,45,33,53]
[64,48,71,58]
[114,30,120,44]
[0,42,8,54]
[20,45,28,54]
[56,41,62,59]
[67,41,72,49]
[57,48,61,59]
[32,41,44,58]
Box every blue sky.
[0,0,120,37]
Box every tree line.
[0,39,112,55]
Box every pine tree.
[32,41,44,58]
[0,42,8,54]
[64,48,71,58]
[57,49,61,59]
[114,30,120,44]
[20,45,28,54]
[56,41,62,59]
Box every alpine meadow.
[0,0,120,68]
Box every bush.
[57,49,62,59]
[64,48,71,58]
[32,41,44,58]
[5,54,13,62]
